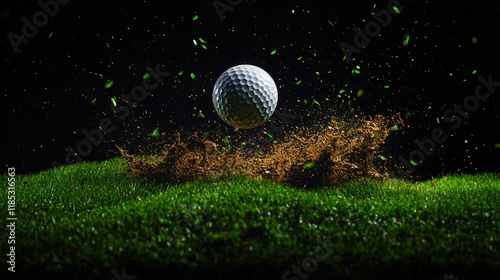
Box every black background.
[1,0,499,180]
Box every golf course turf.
[1,157,499,279]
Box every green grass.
[1,158,499,280]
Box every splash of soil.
[118,114,403,187]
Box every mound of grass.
[0,158,499,280]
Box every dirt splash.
[118,114,403,188]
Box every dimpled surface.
[212,64,278,129]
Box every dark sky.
[1,0,499,180]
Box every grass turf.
[0,157,499,280]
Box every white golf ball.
[212,64,278,129]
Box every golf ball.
[212,64,278,129]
